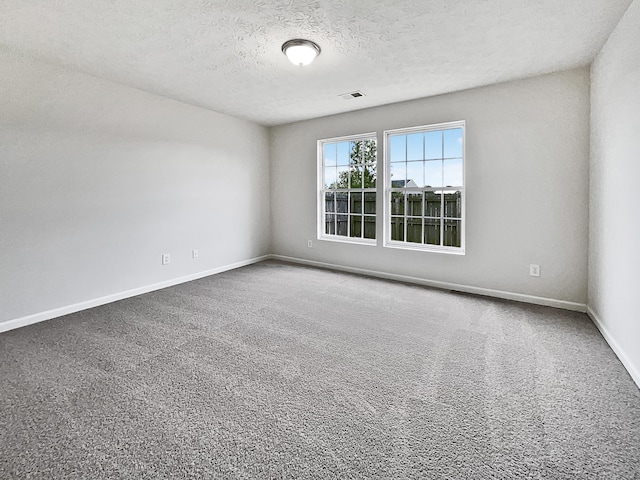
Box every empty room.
[1,0,639,478]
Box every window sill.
[319,235,377,246]
[384,241,465,255]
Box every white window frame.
[383,121,465,254]
[317,132,378,245]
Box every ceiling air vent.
[340,91,365,100]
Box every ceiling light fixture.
[281,39,321,66]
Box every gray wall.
[270,68,590,305]
[589,0,640,383]
[0,49,270,325]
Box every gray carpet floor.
[1,260,639,479]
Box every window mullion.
[403,193,408,243]
[440,193,444,247]
[420,190,424,245]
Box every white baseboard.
[587,306,640,389]
[7,254,636,390]
[268,254,587,312]
[6,253,635,390]
[0,253,589,335]
[0,255,269,334]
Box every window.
[384,121,465,253]
[318,133,377,244]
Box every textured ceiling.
[0,0,633,126]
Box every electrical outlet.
[308,240,313,248]
[192,249,199,258]
[529,264,540,277]
[162,253,171,265]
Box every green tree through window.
[330,140,377,189]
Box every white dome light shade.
[282,39,321,66]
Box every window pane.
[336,192,348,213]
[325,192,335,213]
[364,216,376,239]
[425,192,442,217]
[444,219,461,247]
[444,191,462,218]
[390,217,404,241]
[337,214,348,236]
[324,143,337,167]
[390,192,405,215]
[444,128,463,158]
[390,162,406,187]
[325,214,336,235]
[351,140,377,166]
[407,192,422,216]
[349,141,360,165]
[350,192,363,214]
[424,218,441,245]
[406,161,424,188]
[362,140,377,165]
[407,217,422,243]
[425,160,443,188]
[349,166,363,188]
[443,158,463,187]
[363,165,376,188]
[390,135,406,162]
[425,130,443,159]
[337,142,350,166]
[350,215,362,238]
[336,166,348,189]
[324,166,337,189]
[364,192,376,214]
[407,133,423,160]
